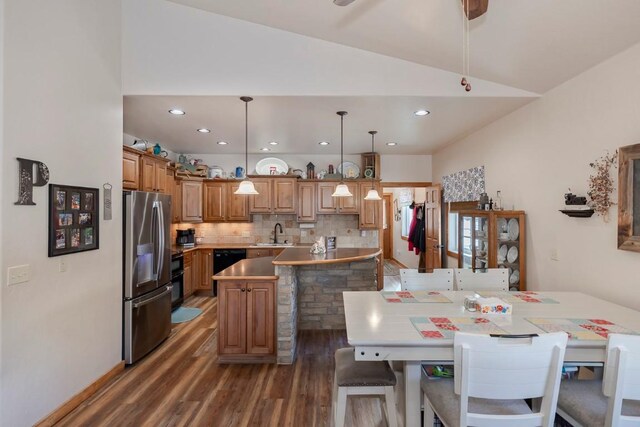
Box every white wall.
[433,42,640,310]
[1,1,122,426]
[381,155,432,183]
[0,2,4,419]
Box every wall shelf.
[560,209,595,218]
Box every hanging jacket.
[408,206,418,252]
[412,206,426,254]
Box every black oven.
[170,253,184,310]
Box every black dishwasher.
[213,249,247,296]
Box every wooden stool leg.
[423,392,435,427]
[335,387,348,427]
[384,386,398,427]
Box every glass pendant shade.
[237,96,258,195]
[332,183,353,197]
[235,180,259,195]
[364,188,382,200]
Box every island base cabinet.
[218,280,276,363]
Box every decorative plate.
[510,269,520,284]
[337,161,361,179]
[497,218,508,233]
[498,244,508,262]
[508,218,520,240]
[364,168,374,178]
[255,157,289,175]
[507,246,519,263]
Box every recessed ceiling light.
[386,142,398,146]
[197,128,211,133]
[168,109,185,115]
[414,110,430,116]
[269,141,279,146]
[318,141,330,146]
[217,141,228,145]
[260,147,271,152]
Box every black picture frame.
[48,184,99,257]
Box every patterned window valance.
[442,166,485,203]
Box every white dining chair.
[454,268,508,291]
[421,331,568,427]
[399,268,454,291]
[333,347,398,427]
[556,334,640,427]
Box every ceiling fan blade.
[462,0,489,20]
[334,0,357,6]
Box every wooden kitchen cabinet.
[192,250,201,295]
[297,182,316,222]
[218,280,275,361]
[203,181,250,222]
[246,248,272,259]
[198,249,213,292]
[181,180,203,222]
[316,181,359,214]
[358,181,382,229]
[249,177,297,215]
[141,157,168,193]
[227,182,250,222]
[183,251,193,298]
[171,176,182,223]
[122,150,140,190]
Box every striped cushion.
[335,348,396,387]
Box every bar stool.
[333,347,398,427]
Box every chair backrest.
[399,268,454,291]
[454,268,508,291]
[602,334,640,426]
[454,332,567,427]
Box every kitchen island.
[213,247,381,364]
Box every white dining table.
[343,291,640,427]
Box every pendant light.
[364,131,382,201]
[332,111,353,197]
[234,96,259,195]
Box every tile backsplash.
[172,214,378,248]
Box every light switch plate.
[8,265,31,286]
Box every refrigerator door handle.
[152,200,164,281]
[133,285,172,309]
[158,200,165,280]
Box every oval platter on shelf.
[508,218,520,240]
[255,157,289,175]
[337,161,360,179]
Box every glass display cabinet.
[458,210,526,291]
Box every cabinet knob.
[241,288,246,292]
[247,288,252,292]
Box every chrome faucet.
[273,223,283,244]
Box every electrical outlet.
[241,231,250,238]
[59,259,68,272]
[550,248,559,261]
[8,265,31,286]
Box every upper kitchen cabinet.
[358,181,382,230]
[249,177,297,214]
[122,147,169,193]
[141,156,168,193]
[297,182,316,222]
[122,149,140,190]
[181,180,203,223]
[316,181,359,214]
[168,170,182,223]
[203,181,250,222]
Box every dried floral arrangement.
[588,150,618,221]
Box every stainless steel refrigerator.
[123,191,172,364]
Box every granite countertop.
[171,243,310,256]
[272,247,381,266]
[213,257,279,281]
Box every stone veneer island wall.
[275,258,378,364]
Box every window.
[448,212,459,254]
[401,205,412,239]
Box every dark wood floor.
[56,296,391,427]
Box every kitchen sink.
[251,242,294,247]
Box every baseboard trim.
[389,258,408,269]
[34,361,125,427]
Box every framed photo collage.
[48,184,99,257]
